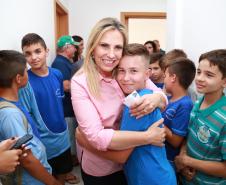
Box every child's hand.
[181,167,196,181]
[0,138,23,174]
[175,152,191,171]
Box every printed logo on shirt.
[197,125,211,143]
[55,88,64,98]
[165,108,176,121]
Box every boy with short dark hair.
[117,43,176,185]
[162,57,196,170]
[162,49,197,102]
[175,49,226,184]
[149,52,165,89]
[21,33,72,184]
[0,50,60,185]
[162,49,187,67]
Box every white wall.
[0,0,166,64]
[166,0,226,64]
[1,0,225,67]
[68,0,166,47]
[0,0,69,65]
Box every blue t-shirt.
[28,68,66,133]
[52,55,75,117]
[0,98,51,185]
[19,82,48,139]
[162,96,193,161]
[28,68,70,159]
[120,89,176,185]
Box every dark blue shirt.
[162,96,193,161]
[154,82,164,89]
[52,55,75,117]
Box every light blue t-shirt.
[0,99,51,185]
[27,68,70,159]
[120,89,176,185]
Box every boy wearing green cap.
[21,33,73,184]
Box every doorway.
[55,0,69,45]
[121,12,166,49]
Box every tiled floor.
[65,165,84,185]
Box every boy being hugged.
[21,33,72,184]
[162,57,196,169]
[0,50,60,185]
[76,43,176,185]
[175,49,226,184]
[117,43,176,185]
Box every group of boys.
[0,33,82,185]
[149,49,196,169]
[75,43,226,185]
[123,46,226,184]
[147,47,226,184]
[0,33,225,185]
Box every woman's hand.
[76,127,86,147]
[76,127,96,152]
[130,93,164,119]
[145,118,166,147]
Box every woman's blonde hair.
[76,17,128,97]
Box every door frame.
[121,12,166,28]
[54,0,69,49]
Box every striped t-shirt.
[183,95,226,185]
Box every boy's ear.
[222,77,226,88]
[15,74,21,85]
[170,73,177,82]
[145,69,150,80]
[46,48,49,57]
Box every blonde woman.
[71,17,166,185]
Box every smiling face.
[22,43,48,70]
[117,55,149,95]
[195,59,226,95]
[92,29,124,78]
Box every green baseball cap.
[57,35,80,48]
